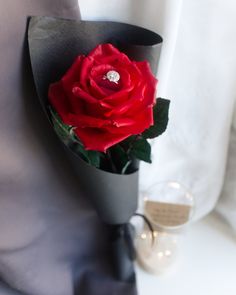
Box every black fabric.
[0,1,138,294]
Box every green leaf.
[130,138,152,163]
[86,150,101,167]
[73,144,102,168]
[49,107,102,168]
[142,97,170,139]
[120,135,137,150]
[109,144,131,174]
[49,107,72,142]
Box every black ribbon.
[108,213,154,281]
[109,223,136,282]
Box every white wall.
[78,0,236,223]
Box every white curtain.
[79,0,236,225]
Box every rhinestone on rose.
[103,70,120,84]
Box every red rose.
[48,43,157,152]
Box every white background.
[79,1,236,294]
[136,213,236,295]
[79,0,236,225]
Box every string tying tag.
[132,213,155,246]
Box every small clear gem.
[105,70,120,83]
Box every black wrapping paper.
[28,16,162,107]
[28,16,163,225]
[28,16,163,282]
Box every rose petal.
[88,43,122,59]
[104,83,146,117]
[72,84,98,104]
[88,78,108,99]
[89,65,132,99]
[89,43,132,65]
[89,64,119,97]
[134,61,158,105]
[48,81,72,125]
[100,85,134,113]
[74,127,130,152]
[105,107,154,135]
[62,55,84,96]
[68,113,111,128]
[112,118,135,127]
[90,64,114,80]
[79,57,95,92]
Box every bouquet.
[28,16,170,282]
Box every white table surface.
[136,213,236,295]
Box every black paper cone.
[28,16,163,224]
[28,16,163,281]
[69,149,139,224]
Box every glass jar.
[135,181,194,275]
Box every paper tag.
[145,200,191,227]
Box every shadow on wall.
[127,0,166,33]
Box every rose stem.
[106,149,119,173]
